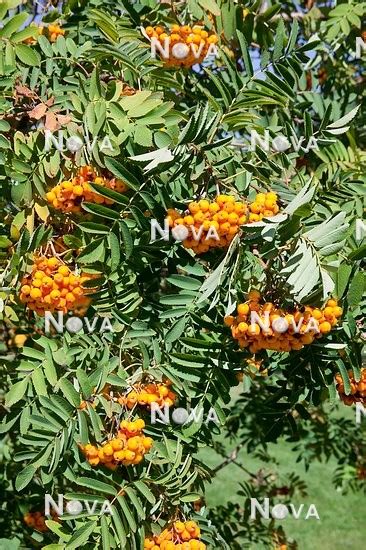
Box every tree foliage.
[0,0,365,549]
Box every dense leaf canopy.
[0,0,365,549]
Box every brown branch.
[212,443,255,477]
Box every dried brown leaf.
[28,103,48,120]
[44,111,59,131]
[56,114,72,126]
[45,97,55,107]
[15,85,36,99]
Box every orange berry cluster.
[144,521,206,550]
[145,24,218,67]
[335,368,366,406]
[24,511,48,532]
[46,166,128,214]
[225,292,342,353]
[167,192,279,254]
[237,358,267,380]
[8,333,28,348]
[19,256,92,316]
[118,381,177,409]
[247,191,279,222]
[167,195,247,253]
[81,418,153,469]
[47,23,65,42]
[25,24,65,44]
[23,510,57,532]
[23,23,65,45]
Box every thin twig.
[213,442,253,476]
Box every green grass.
[197,422,364,549]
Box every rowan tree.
[0,0,365,549]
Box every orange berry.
[255,193,266,205]
[234,202,246,214]
[30,288,42,299]
[73,185,84,196]
[333,306,343,317]
[42,276,53,288]
[228,212,239,224]
[46,191,56,202]
[127,437,140,451]
[264,198,275,209]
[193,211,205,224]
[250,202,261,214]
[237,303,249,315]
[247,324,260,336]
[65,292,75,303]
[319,321,332,334]
[208,202,220,213]
[248,290,261,301]
[181,530,191,541]
[181,25,191,34]
[52,273,62,284]
[124,450,135,461]
[34,270,45,280]
[223,201,235,213]
[238,322,248,333]
[113,450,126,461]
[217,211,229,222]
[58,265,69,276]
[207,34,218,44]
[267,191,277,201]
[185,521,197,533]
[135,418,145,430]
[72,286,83,296]
[209,220,220,231]
[143,437,153,450]
[188,202,200,214]
[220,222,231,234]
[60,276,69,287]
[323,306,334,319]
[224,315,235,327]
[198,199,210,212]
[159,386,169,398]
[216,194,231,205]
[312,309,322,320]
[50,289,61,300]
[174,522,185,534]
[184,215,195,226]
[47,257,59,268]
